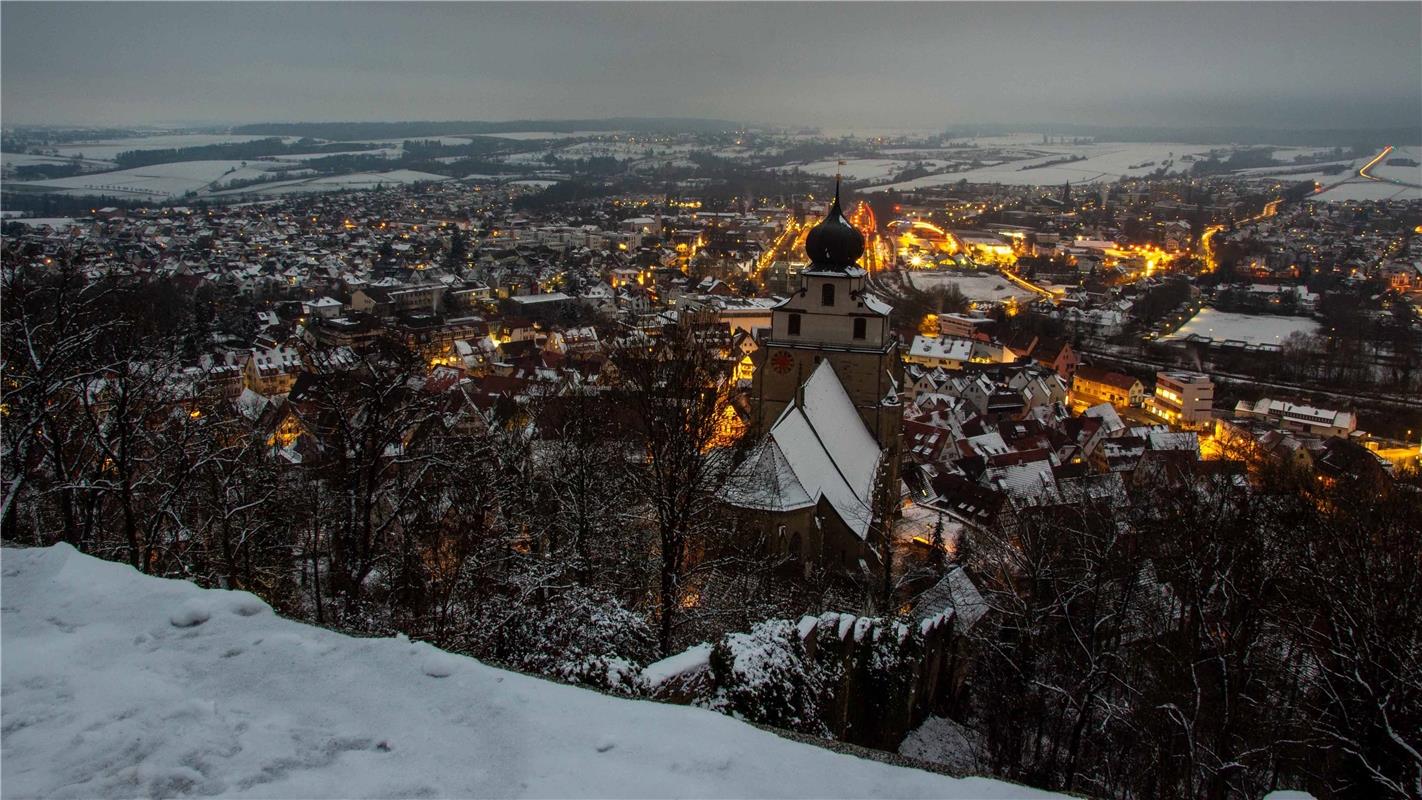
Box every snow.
[15,160,292,199]
[1309,180,1422,203]
[44,134,290,163]
[783,158,912,182]
[910,335,974,363]
[0,544,1060,799]
[206,170,451,197]
[773,362,881,537]
[1163,308,1319,346]
[486,130,616,140]
[866,142,1216,191]
[641,643,713,689]
[2,151,114,170]
[907,271,1034,302]
[899,715,984,774]
[1370,146,1422,185]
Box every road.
[1358,145,1393,182]
[1198,197,1283,272]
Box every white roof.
[1084,402,1125,434]
[909,336,974,363]
[726,361,881,538]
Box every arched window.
[787,313,801,336]
[821,283,835,307]
[853,317,867,340]
[789,531,803,560]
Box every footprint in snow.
[169,599,211,628]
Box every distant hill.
[232,118,745,140]
[945,122,1422,148]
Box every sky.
[2,2,1419,131]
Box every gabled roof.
[725,361,882,538]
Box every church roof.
[724,361,882,538]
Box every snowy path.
[1,545,1059,799]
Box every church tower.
[751,178,903,466]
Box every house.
[301,296,344,320]
[243,346,303,397]
[1071,365,1144,409]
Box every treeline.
[232,118,739,141]
[112,138,383,169]
[0,191,143,217]
[10,162,89,181]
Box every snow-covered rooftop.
[725,361,882,538]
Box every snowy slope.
[0,545,1060,799]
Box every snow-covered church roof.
[724,361,882,538]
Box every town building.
[1235,397,1356,439]
[1070,365,1144,409]
[1146,371,1214,428]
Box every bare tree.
[611,323,736,656]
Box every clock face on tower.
[770,351,793,374]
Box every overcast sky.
[3,2,1418,130]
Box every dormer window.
[821,283,835,307]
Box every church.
[723,181,903,577]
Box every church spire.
[804,175,864,271]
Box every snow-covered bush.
[475,584,657,695]
[706,619,830,736]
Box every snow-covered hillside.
[0,545,1060,799]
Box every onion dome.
[804,178,864,270]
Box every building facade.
[1147,371,1215,428]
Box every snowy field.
[1370,146,1422,186]
[780,158,957,182]
[815,127,946,140]
[1237,160,1360,184]
[44,134,290,163]
[13,160,292,199]
[1163,308,1319,346]
[1,151,116,171]
[907,271,1035,302]
[480,130,623,140]
[868,143,1217,191]
[0,544,1060,800]
[1309,180,1422,203]
[206,170,451,197]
